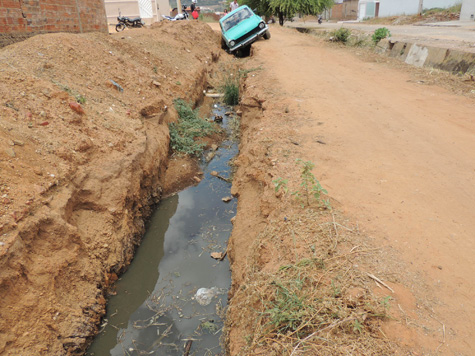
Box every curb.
[375,38,475,76]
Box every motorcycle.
[116,11,145,32]
[162,5,189,21]
[318,15,323,24]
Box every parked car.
[219,5,270,55]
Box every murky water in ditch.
[86,102,238,356]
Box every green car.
[219,5,270,55]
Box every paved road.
[286,20,475,52]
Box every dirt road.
[231,25,475,355]
[286,20,475,53]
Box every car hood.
[224,17,260,41]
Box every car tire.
[236,45,251,58]
[221,38,227,50]
[263,30,271,40]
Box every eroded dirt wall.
[0,21,220,355]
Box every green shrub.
[169,99,215,156]
[222,77,239,106]
[372,27,391,44]
[331,28,351,43]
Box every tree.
[242,0,334,25]
[241,0,273,17]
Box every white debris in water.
[195,287,218,306]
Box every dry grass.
[229,208,394,355]
[364,5,460,25]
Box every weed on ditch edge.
[228,208,393,355]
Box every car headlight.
[229,40,236,47]
[259,22,265,29]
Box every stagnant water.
[87,103,238,356]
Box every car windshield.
[222,7,253,32]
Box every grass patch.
[372,27,391,45]
[169,99,216,156]
[423,4,461,14]
[228,209,393,355]
[330,28,351,44]
[222,76,240,106]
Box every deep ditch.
[86,101,239,356]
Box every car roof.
[219,5,251,23]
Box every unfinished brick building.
[0,0,108,48]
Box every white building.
[105,0,171,24]
[460,0,475,21]
[358,0,462,20]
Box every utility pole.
[418,0,423,15]
[177,0,182,14]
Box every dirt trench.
[0,22,223,355]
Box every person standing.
[191,0,197,12]
[230,0,239,11]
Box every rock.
[236,110,243,116]
[69,102,85,115]
[13,140,24,146]
[222,196,232,202]
[152,80,161,88]
[214,115,223,122]
[193,176,201,183]
[225,111,233,116]
[230,216,236,224]
[210,144,218,151]
[5,148,15,158]
[210,171,218,177]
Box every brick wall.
[0,0,108,48]
[331,0,358,20]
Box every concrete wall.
[0,0,108,48]
[104,0,169,24]
[375,38,475,76]
[460,0,475,21]
[156,0,171,18]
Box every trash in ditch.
[206,151,216,162]
[210,252,226,261]
[195,287,218,306]
[109,79,124,92]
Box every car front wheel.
[263,30,271,40]
[221,38,228,50]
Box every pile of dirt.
[0,21,221,355]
